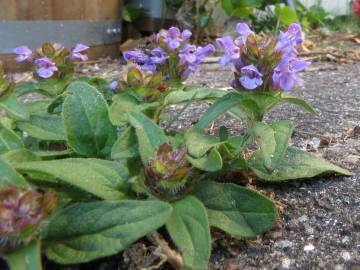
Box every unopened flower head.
[217,22,309,92]
[0,185,56,252]
[144,143,192,199]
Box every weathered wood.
[0,0,121,20]
[0,0,122,71]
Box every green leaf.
[0,126,24,154]
[281,93,318,115]
[128,111,167,164]
[111,127,139,160]
[2,149,40,166]
[35,79,69,96]
[15,158,128,200]
[166,196,211,270]
[187,149,223,172]
[0,157,28,186]
[185,127,222,158]
[164,88,226,105]
[3,240,42,270]
[16,114,66,141]
[63,81,116,157]
[109,93,158,126]
[35,149,73,159]
[23,100,52,115]
[14,82,37,97]
[221,0,233,15]
[251,120,293,172]
[192,181,277,237]
[276,5,298,25]
[250,147,352,181]
[196,92,243,129]
[0,94,29,120]
[44,200,172,264]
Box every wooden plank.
[0,0,121,20]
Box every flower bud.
[144,144,192,200]
[0,185,56,252]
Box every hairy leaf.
[193,181,277,237]
[250,147,352,181]
[166,196,211,270]
[44,200,172,264]
[63,81,116,157]
[15,158,128,200]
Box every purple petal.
[13,46,33,62]
[109,80,119,90]
[236,22,253,35]
[241,65,262,77]
[181,29,192,39]
[36,67,55,78]
[240,76,262,90]
[290,59,310,72]
[216,36,236,50]
[72,44,89,53]
[167,39,181,50]
[167,27,181,39]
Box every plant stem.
[148,231,184,270]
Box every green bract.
[0,38,351,270]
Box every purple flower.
[149,47,169,64]
[165,27,192,50]
[13,46,33,62]
[235,22,254,46]
[179,44,215,79]
[179,44,198,65]
[273,56,310,91]
[274,23,303,56]
[216,36,240,66]
[35,57,58,78]
[109,80,119,90]
[70,44,89,61]
[239,65,263,90]
[124,50,150,64]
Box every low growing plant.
[0,25,351,270]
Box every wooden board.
[0,0,121,20]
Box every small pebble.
[303,243,316,253]
[341,251,351,261]
[281,257,291,269]
[276,240,293,250]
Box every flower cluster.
[217,22,310,91]
[13,43,89,79]
[123,27,215,81]
[144,143,192,199]
[0,185,56,252]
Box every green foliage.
[0,37,352,270]
[3,240,42,270]
[43,200,172,264]
[275,4,298,26]
[17,114,65,141]
[249,147,352,181]
[192,181,277,237]
[63,81,116,157]
[15,159,129,200]
[128,111,167,164]
[166,196,211,270]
